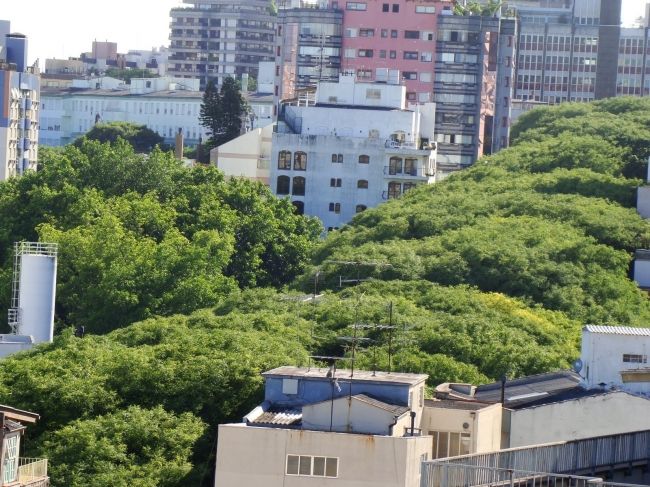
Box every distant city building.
[168,0,275,89]
[272,75,437,230]
[211,123,273,185]
[0,21,40,181]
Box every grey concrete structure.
[168,0,275,89]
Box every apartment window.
[390,50,397,59]
[357,179,369,189]
[330,178,342,187]
[403,71,418,80]
[292,176,306,196]
[381,29,388,38]
[416,5,436,13]
[286,455,338,477]
[344,48,356,58]
[356,204,367,213]
[294,151,307,170]
[389,157,403,175]
[345,28,358,38]
[3,435,18,484]
[403,182,417,192]
[391,30,398,38]
[420,72,432,82]
[278,150,292,169]
[623,354,647,363]
[380,50,387,58]
[293,201,305,215]
[392,3,399,12]
[382,3,389,12]
[404,51,418,60]
[346,2,367,10]
[429,432,471,459]
[277,176,290,195]
[359,28,375,37]
[358,49,374,58]
[332,153,343,163]
[421,52,433,62]
[404,158,418,175]
[329,203,341,213]
[405,31,420,39]
[358,154,370,164]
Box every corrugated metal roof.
[424,399,490,411]
[475,370,581,406]
[249,409,302,426]
[584,325,650,336]
[353,394,410,416]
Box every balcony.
[384,139,435,155]
[17,458,49,486]
[383,165,432,179]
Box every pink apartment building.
[338,0,453,103]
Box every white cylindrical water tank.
[17,254,57,344]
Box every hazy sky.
[1,0,647,65]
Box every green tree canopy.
[75,122,164,153]
[199,77,247,150]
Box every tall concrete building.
[0,22,40,181]
[168,0,275,89]
[434,14,517,173]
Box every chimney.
[175,128,184,160]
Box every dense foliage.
[0,140,321,333]
[75,122,165,153]
[0,98,648,486]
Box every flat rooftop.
[41,87,202,99]
[263,366,428,386]
[424,399,491,411]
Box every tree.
[453,0,502,16]
[75,122,164,153]
[104,68,159,84]
[199,77,248,148]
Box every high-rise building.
[340,0,453,104]
[168,0,275,89]
[0,22,40,181]
[434,15,517,174]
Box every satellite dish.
[573,358,583,373]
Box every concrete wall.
[634,257,650,288]
[316,77,406,109]
[212,124,272,184]
[215,423,432,487]
[509,392,650,448]
[638,186,650,219]
[581,329,650,395]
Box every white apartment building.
[271,75,437,231]
[0,24,40,181]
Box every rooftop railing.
[18,457,49,485]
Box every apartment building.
[340,0,453,104]
[168,0,275,89]
[434,15,517,172]
[215,365,501,487]
[272,75,437,230]
[274,0,343,108]
[0,23,40,181]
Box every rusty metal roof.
[249,409,302,426]
[263,366,428,385]
[584,325,650,336]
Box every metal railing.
[383,165,431,178]
[18,457,48,483]
[421,430,650,487]
[421,463,645,487]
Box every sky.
[1,0,647,65]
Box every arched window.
[292,201,305,215]
[292,176,306,196]
[357,179,369,189]
[278,150,292,169]
[276,175,290,195]
[356,205,367,213]
[358,154,370,164]
[294,151,307,170]
[388,181,401,199]
[389,157,403,175]
[404,158,418,176]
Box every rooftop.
[249,408,302,426]
[584,325,650,336]
[424,399,492,411]
[41,87,202,99]
[263,366,428,386]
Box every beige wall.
[211,124,272,185]
[475,404,502,453]
[215,423,431,487]
[509,392,650,448]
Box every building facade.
[272,75,437,230]
[0,24,40,181]
[168,0,275,89]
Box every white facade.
[634,250,650,289]
[18,254,57,344]
[580,325,650,396]
[211,124,272,185]
[272,77,436,230]
[508,391,650,448]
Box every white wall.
[212,124,272,185]
[581,329,650,395]
[638,186,650,219]
[509,392,650,448]
[316,77,406,109]
[634,258,650,288]
[215,423,432,487]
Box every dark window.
[358,49,374,58]
[294,151,307,170]
[403,182,417,192]
[356,205,367,213]
[450,31,460,42]
[468,32,480,43]
[329,202,341,213]
[382,3,389,12]
[331,153,343,163]
[330,178,342,187]
[390,50,397,59]
[391,30,398,38]
[277,175,290,195]
[358,154,370,164]
[357,179,369,188]
[278,151,292,169]
[381,29,388,38]
[404,158,417,175]
[292,201,304,215]
[292,176,306,196]
[389,157,403,175]
[405,31,420,39]
[392,3,399,12]
[404,51,418,60]
[388,181,401,199]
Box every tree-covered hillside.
[0,98,648,486]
